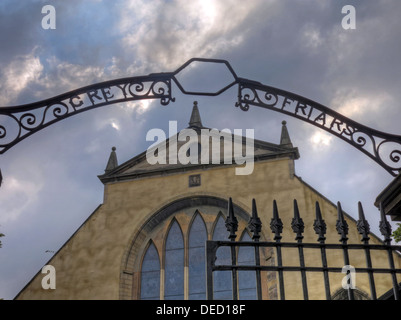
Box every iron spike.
[356,201,370,242]
[249,198,262,241]
[270,200,283,241]
[336,201,349,242]
[225,197,238,241]
[313,201,327,242]
[291,199,304,241]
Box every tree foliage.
[392,223,401,243]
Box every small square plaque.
[189,174,201,187]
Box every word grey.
[146,121,255,175]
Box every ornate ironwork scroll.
[0,74,174,154]
[1,57,401,176]
[235,78,401,176]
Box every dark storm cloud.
[0,2,44,65]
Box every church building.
[15,102,401,300]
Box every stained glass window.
[164,220,184,299]
[188,213,207,299]
[140,242,160,300]
[140,209,253,300]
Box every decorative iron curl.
[0,125,5,139]
[376,140,401,171]
[390,150,401,163]
[351,130,368,148]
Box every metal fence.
[205,198,401,300]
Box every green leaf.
[392,223,401,243]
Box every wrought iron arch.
[1,57,401,176]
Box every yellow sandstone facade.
[15,104,401,300]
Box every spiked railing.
[313,201,331,299]
[291,199,308,299]
[357,202,377,299]
[270,200,285,300]
[336,202,355,300]
[225,198,239,300]
[249,199,262,300]
[206,197,401,300]
[379,203,400,300]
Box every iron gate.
[205,198,401,300]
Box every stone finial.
[105,146,118,173]
[280,120,293,148]
[188,101,203,128]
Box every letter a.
[146,128,167,165]
[42,5,56,30]
[341,265,356,290]
[41,265,56,289]
[342,5,356,30]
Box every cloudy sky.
[1,0,401,300]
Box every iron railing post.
[357,202,377,300]
[336,202,355,300]
[292,199,308,300]
[313,201,331,300]
[226,198,238,300]
[249,199,262,300]
[270,200,285,300]
[379,203,400,300]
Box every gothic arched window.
[164,220,185,300]
[188,212,208,299]
[140,242,160,300]
[135,198,258,300]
